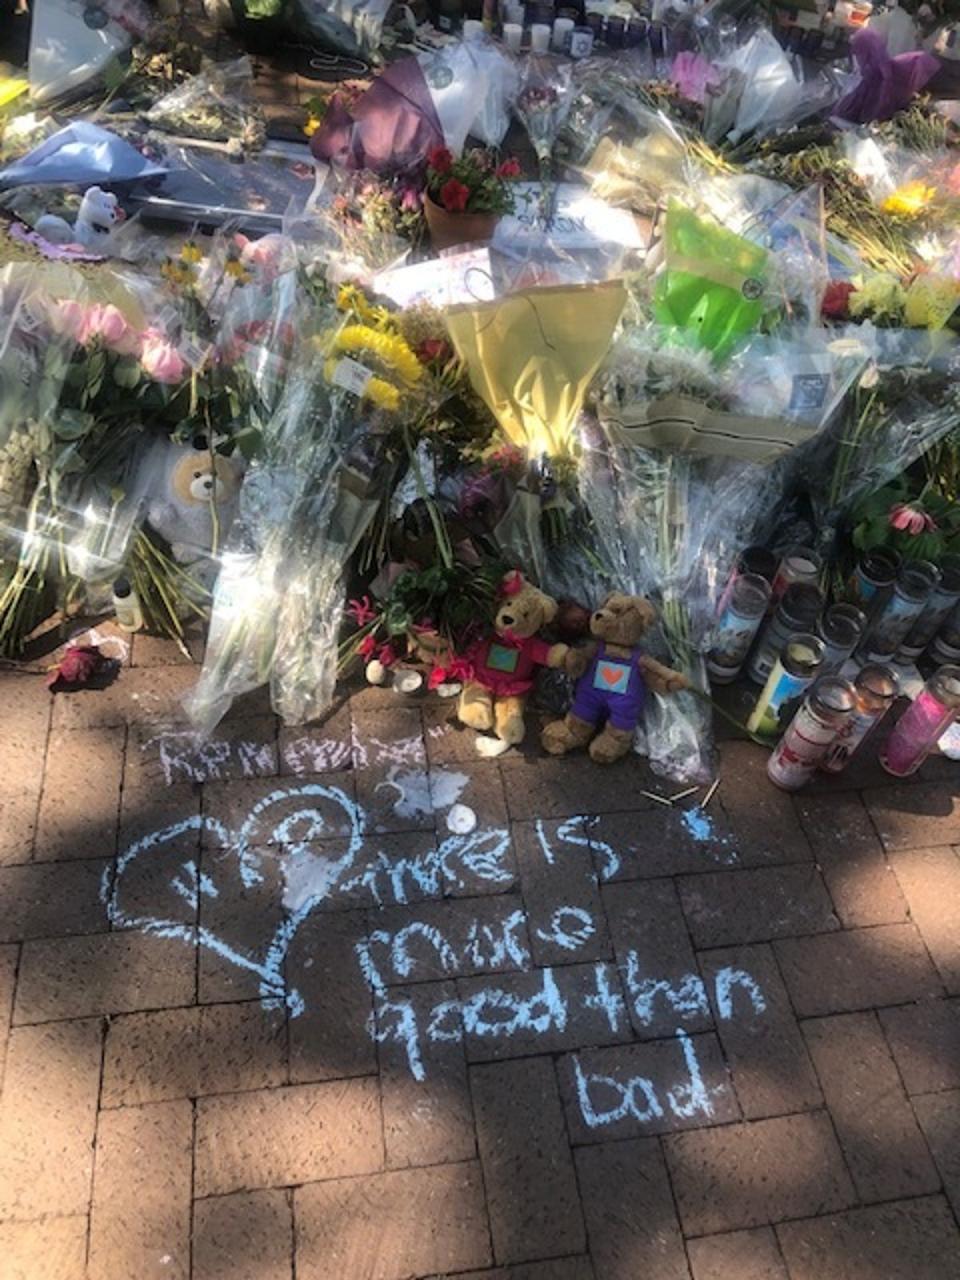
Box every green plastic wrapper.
[652,202,769,359]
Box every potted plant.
[422,145,521,252]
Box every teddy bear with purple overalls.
[541,592,689,764]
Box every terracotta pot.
[423,192,499,252]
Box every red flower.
[358,633,378,659]
[439,179,470,213]
[378,643,398,667]
[427,145,454,174]
[822,281,856,320]
[347,595,376,625]
[428,656,474,689]
[416,337,452,364]
[496,157,521,178]
[46,644,110,691]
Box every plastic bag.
[717,28,841,145]
[147,58,267,149]
[514,55,575,169]
[461,34,518,148]
[652,202,769,359]
[0,122,166,189]
[28,0,151,105]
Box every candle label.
[882,689,953,775]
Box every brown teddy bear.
[541,592,689,764]
[459,571,571,757]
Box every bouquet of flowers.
[423,145,520,218]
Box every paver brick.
[863,783,960,852]
[198,843,285,1004]
[34,727,123,861]
[117,779,201,861]
[513,819,611,966]
[583,805,756,884]
[422,702,489,765]
[687,1228,789,1280]
[126,716,279,788]
[793,792,908,927]
[878,998,960,1094]
[377,981,475,1169]
[913,1090,960,1219]
[14,930,196,1023]
[677,865,838,948]
[287,909,378,1084]
[52,664,197,730]
[801,1012,940,1201]
[0,1216,88,1280]
[603,878,713,1039]
[776,1196,960,1280]
[351,705,426,770]
[193,1188,293,1280]
[559,1032,738,1142]
[194,1077,383,1196]
[0,1019,102,1219]
[102,1002,286,1107]
[472,1057,585,1265]
[0,943,16,1087]
[714,741,814,865]
[0,858,110,941]
[699,944,822,1119]
[888,846,960,993]
[202,772,360,848]
[130,629,202,667]
[0,788,41,865]
[458,962,630,1061]
[500,756,660,821]
[278,703,354,775]
[1,669,52,763]
[87,1099,193,1280]
[361,894,531,987]
[773,924,942,1017]
[429,1258,595,1280]
[664,1112,856,1235]
[575,1138,688,1280]
[295,1162,491,1280]
[355,762,437,835]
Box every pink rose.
[89,304,141,356]
[140,329,186,384]
[49,299,97,344]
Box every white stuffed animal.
[35,186,126,251]
[147,437,244,569]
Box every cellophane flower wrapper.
[298,171,414,287]
[514,56,575,170]
[652,201,770,360]
[575,410,781,781]
[146,58,267,149]
[716,28,844,146]
[293,0,391,57]
[794,326,960,555]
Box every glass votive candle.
[624,14,646,45]
[463,17,484,37]
[605,13,625,45]
[530,20,551,49]
[552,14,574,47]
[569,24,594,55]
[502,20,523,47]
[585,9,603,37]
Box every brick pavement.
[2,640,960,1280]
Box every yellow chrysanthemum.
[181,240,202,264]
[882,181,937,219]
[323,356,401,410]
[303,115,322,138]
[849,272,906,321]
[333,324,423,386]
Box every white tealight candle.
[502,20,523,48]
[530,20,551,49]
[463,17,484,38]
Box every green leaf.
[112,358,142,390]
[102,57,127,94]
[53,410,94,441]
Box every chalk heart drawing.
[103,775,512,1017]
